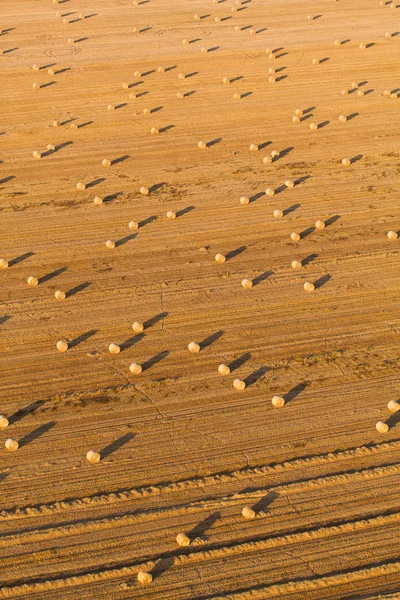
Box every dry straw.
[166,211,176,220]
[188,342,200,353]
[388,400,400,412]
[218,364,230,375]
[176,532,191,546]
[215,253,226,263]
[129,363,142,374]
[27,276,39,287]
[109,343,121,354]
[86,450,101,464]
[242,506,255,519]
[272,395,285,407]
[57,340,68,352]
[137,571,153,585]
[132,321,144,332]
[5,438,19,451]
[105,240,115,249]
[376,421,389,433]
[0,259,8,269]
[55,290,66,301]
[0,416,9,428]
[241,278,252,288]
[304,282,315,292]
[233,378,246,390]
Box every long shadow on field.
[151,557,174,580]
[120,332,145,351]
[0,315,12,325]
[115,233,136,247]
[143,312,168,329]
[142,350,169,372]
[229,353,251,372]
[100,432,135,459]
[226,246,246,261]
[189,512,221,541]
[284,382,310,404]
[66,281,91,297]
[314,274,331,289]
[252,490,279,514]
[244,366,269,387]
[253,270,273,286]
[300,226,315,239]
[69,329,97,348]
[0,472,9,483]
[283,204,300,217]
[139,215,158,228]
[8,251,34,267]
[325,214,341,227]
[207,137,222,147]
[39,266,67,285]
[386,411,400,431]
[19,421,56,447]
[176,206,195,218]
[86,177,106,189]
[200,330,223,350]
[301,253,318,267]
[8,400,46,426]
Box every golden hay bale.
[86,450,101,464]
[334,40,341,46]
[77,182,86,190]
[178,72,185,79]
[105,240,115,249]
[182,39,189,45]
[129,362,142,374]
[150,127,159,135]
[70,123,78,130]
[55,290,66,301]
[33,151,41,159]
[132,321,144,332]
[94,196,103,205]
[341,89,348,96]
[268,53,275,60]
[342,157,350,166]
[387,400,400,412]
[140,186,149,195]
[177,91,184,98]
[194,14,200,20]
[137,571,152,585]
[166,210,176,220]
[315,220,325,229]
[312,58,319,65]
[27,276,39,287]
[201,47,207,53]
[268,67,275,74]
[198,140,207,149]
[309,122,318,130]
[240,196,249,205]
[272,395,285,407]
[290,232,300,242]
[233,93,241,99]
[102,159,111,167]
[241,278,253,289]
[273,209,283,218]
[376,421,389,433]
[271,150,280,158]
[5,438,19,451]
[263,156,272,164]
[292,115,300,123]
[265,188,275,196]
[218,364,230,375]
[109,343,121,354]
[233,378,246,390]
[249,28,255,35]
[295,108,303,116]
[122,82,129,89]
[67,38,74,45]
[285,180,294,189]
[242,506,255,519]
[215,253,226,263]
[57,340,68,352]
[359,43,366,49]
[47,144,55,151]
[188,342,200,353]
[48,68,55,75]
[303,282,315,292]
[222,77,230,84]
[385,32,392,39]
[357,90,364,96]
[52,120,60,127]
[0,415,9,428]
[32,64,39,70]
[339,114,347,122]
[142,108,150,115]
[107,104,115,111]
[268,76,276,83]
[128,220,138,230]
[291,260,302,270]
[0,259,8,269]
[249,144,258,152]
[176,532,191,546]
[387,230,398,240]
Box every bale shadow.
[245,365,269,387]
[347,112,359,121]
[284,382,310,404]
[139,215,158,228]
[350,154,363,164]
[176,206,195,218]
[0,315,12,325]
[151,557,174,580]
[159,125,175,133]
[66,281,91,297]
[189,512,221,541]
[253,270,273,285]
[143,312,168,329]
[120,332,145,351]
[111,155,130,166]
[8,251,34,267]
[226,246,246,261]
[300,226,315,239]
[69,329,97,348]
[314,274,331,289]
[200,330,223,350]
[283,203,300,216]
[229,353,251,371]
[86,177,106,188]
[252,490,279,513]
[302,253,318,267]
[317,120,330,129]
[19,421,56,447]
[386,411,400,431]
[100,432,135,459]
[142,350,169,371]
[115,233,136,247]
[207,137,222,147]
[325,215,341,227]
[39,266,67,285]
[8,400,46,426]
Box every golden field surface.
[1,0,400,597]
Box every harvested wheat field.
[1,0,400,597]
